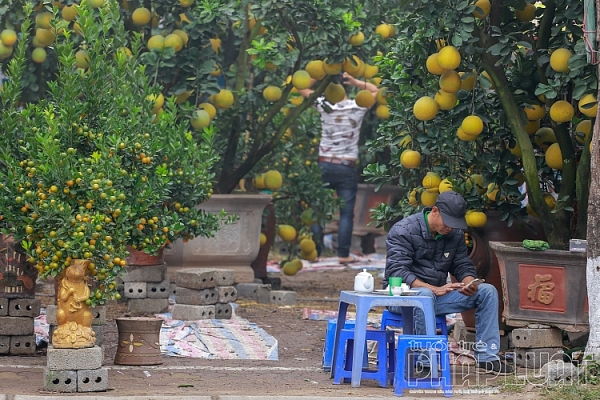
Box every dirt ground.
[0,268,543,398]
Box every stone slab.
[126,298,169,314]
[0,316,34,336]
[213,269,235,286]
[77,367,109,392]
[511,328,563,349]
[256,284,272,304]
[215,303,232,319]
[121,263,167,283]
[47,345,103,371]
[217,286,237,303]
[124,282,147,299]
[147,278,171,299]
[9,335,36,355]
[513,347,564,369]
[175,287,218,305]
[43,369,78,393]
[269,290,297,306]
[175,268,218,290]
[8,298,41,317]
[0,335,9,354]
[46,305,57,325]
[172,304,215,321]
[234,283,263,299]
[0,297,7,316]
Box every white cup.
[390,285,403,296]
[401,283,410,292]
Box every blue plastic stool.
[322,320,368,371]
[381,309,448,336]
[333,328,396,388]
[394,335,452,397]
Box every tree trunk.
[584,0,600,358]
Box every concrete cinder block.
[121,263,167,283]
[511,328,563,349]
[215,303,232,319]
[0,316,34,336]
[77,368,108,392]
[44,369,78,393]
[213,269,235,286]
[91,306,106,326]
[169,282,177,297]
[175,287,218,305]
[8,298,41,317]
[46,305,58,325]
[126,298,169,314]
[92,325,104,347]
[269,290,297,306]
[0,335,9,354]
[47,345,103,371]
[217,286,237,304]
[172,304,215,321]
[9,335,36,355]
[124,282,147,299]
[234,283,263,299]
[0,298,7,316]
[514,347,564,369]
[256,284,272,304]
[147,278,171,299]
[175,268,217,290]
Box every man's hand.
[459,277,478,296]
[431,282,464,297]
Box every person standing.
[300,73,378,264]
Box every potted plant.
[365,0,595,329]
[0,1,221,345]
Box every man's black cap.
[435,191,468,230]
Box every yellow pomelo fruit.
[190,109,211,129]
[324,83,346,104]
[480,70,496,89]
[179,0,194,7]
[173,29,189,47]
[282,261,299,276]
[290,259,303,272]
[376,87,389,105]
[300,209,316,225]
[408,189,420,206]
[543,193,557,210]
[524,103,545,120]
[578,94,597,118]
[434,90,457,111]
[73,23,83,36]
[487,183,499,201]
[461,115,484,136]
[35,12,53,29]
[545,143,563,169]
[210,38,221,54]
[534,127,557,147]
[362,64,379,79]
[435,39,447,51]
[400,150,422,169]
[260,232,267,246]
[147,93,164,112]
[299,238,317,254]
[305,60,326,80]
[209,64,221,77]
[292,70,311,90]
[0,29,17,46]
[457,127,477,141]
[575,119,592,144]
[88,0,104,8]
[323,59,342,75]
[355,90,375,108]
[375,105,390,119]
[515,2,536,21]
[264,170,283,190]
[426,53,447,75]
[422,172,442,191]
[263,86,283,102]
[278,225,297,242]
[343,56,365,77]
[300,249,318,261]
[36,28,55,46]
[508,141,522,158]
[466,211,487,228]
[421,190,438,207]
[437,46,461,70]
[550,48,572,73]
[473,0,491,18]
[147,35,165,51]
[214,89,234,109]
[398,133,412,148]
[439,70,461,93]
[438,179,453,193]
[254,174,265,189]
[413,96,439,121]
[32,47,47,63]
[74,50,90,69]
[174,90,193,104]
[61,5,78,21]
[549,100,574,123]
[468,174,486,194]
[525,119,540,135]
[375,24,392,39]
[132,7,152,25]
[198,102,216,119]
[459,71,477,91]
[349,31,364,46]
[164,33,184,52]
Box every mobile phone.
[464,278,485,289]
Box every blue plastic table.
[331,290,437,387]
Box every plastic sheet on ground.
[268,253,386,274]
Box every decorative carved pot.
[164,194,272,283]
[126,246,165,266]
[52,259,96,349]
[114,317,163,365]
[490,241,588,332]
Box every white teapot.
[354,269,374,293]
